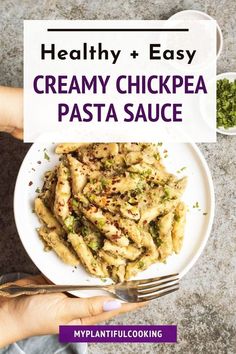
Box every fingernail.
[103,300,122,311]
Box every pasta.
[35,143,187,281]
[38,227,79,266]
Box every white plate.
[216,72,236,136]
[168,10,223,59]
[14,138,214,298]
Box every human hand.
[0,86,23,139]
[0,275,146,348]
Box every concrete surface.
[0,1,235,353]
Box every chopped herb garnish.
[101,278,108,283]
[162,187,171,201]
[64,215,75,232]
[72,198,79,208]
[138,261,145,269]
[90,178,97,184]
[89,194,96,202]
[129,172,137,179]
[217,78,236,129]
[141,169,152,177]
[97,218,106,228]
[177,166,187,173]
[203,212,208,216]
[81,225,89,237]
[44,152,50,161]
[193,201,200,209]
[153,153,160,160]
[156,238,163,248]
[88,240,99,251]
[149,220,159,238]
[35,187,41,193]
[103,159,113,169]
[101,178,108,189]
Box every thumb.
[62,296,122,321]
[11,127,23,140]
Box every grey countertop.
[0,1,235,353]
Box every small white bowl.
[216,72,236,136]
[168,10,223,59]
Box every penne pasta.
[99,249,126,267]
[172,202,187,253]
[54,163,71,221]
[125,248,158,280]
[157,211,175,261]
[103,239,142,260]
[55,143,90,154]
[35,198,64,236]
[85,193,140,221]
[35,143,187,281]
[79,204,129,247]
[111,265,126,283]
[68,233,108,277]
[67,154,89,194]
[38,227,79,266]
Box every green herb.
[138,261,145,269]
[129,172,137,179]
[64,215,75,232]
[101,178,108,189]
[88,240,99,251]
[103,159,113,169]
[97,218,106,228]
[141,169,152,177]
[90,178,97,184]
[156,238,163,248]
[203,212,208,216]
[81,225,89,237]
[157,142,163,146]
[161,187,171,201]
[35,187,41,193]
[72,198,79,208]
[44,152,50,161]
[101,278,108,283]
[217,78,236,129]
[177,166,187,173]
[149,220,159,238]
[153,153,160,160]
[89,194,96,202]
[132,186,143,196]
[193,201,200,209]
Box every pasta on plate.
[35,143,187,282]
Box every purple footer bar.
[59,325,177,343]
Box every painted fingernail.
[103,300,122,311]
